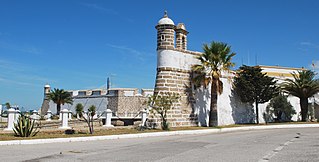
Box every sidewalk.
[1,124,318,146]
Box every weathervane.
[164,10,168,18]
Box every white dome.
[44,84,50,88]
[176,23,186,30]
[157,11,174,25]
[158,17,174,25]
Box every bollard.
[59,112,62,121]
[68,112,72,121]
[141,109,147,126]
[31,110,39,120]
[59,109,70,129]
[46,110,52,121]
[15,110,21,124]
[103,109,114,127]
[4,108,16,131]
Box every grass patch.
[0,126,216,141]
[0,128,161,141]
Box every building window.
[161,35,165,40]
[78,91,86,96]
[92,91,101,96]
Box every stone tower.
[153,11,200,127]
[175,23,188,50]
[155,11,175,50]
[40,84,51,115]
[44,84,51,95]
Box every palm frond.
[281,70,319,98]
[191,41,235,94]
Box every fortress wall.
[216,77,302,125]
[154,57,303,127]
[116,96,147,115]
[153,50,200,126]
[154,66,198,127]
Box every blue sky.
[0,0,319,110]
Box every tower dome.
[156,11,175,50]
[157,11,174,25]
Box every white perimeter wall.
[158,49,302,126]
[192,77,302,126]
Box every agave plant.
[13,114,39,137]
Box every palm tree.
[5,102,11,109]
[48,88,73,115]
[192,41,236,126]
[281,70,319,121]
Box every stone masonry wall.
[153,67,197,127]
[107,96,118,113]
[117,96,147,115]
[108,96,148,117]
[156,25,175,50]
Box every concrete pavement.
[0,127,318,162]
[1,124,319,146]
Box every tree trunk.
[57,104,61,115]
[255,99,259,124]
[300,98,309,122]
[91,115,94,134]
[209,79,218,127]
[277,111,283,122]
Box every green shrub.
[51,115,59,120]
[13,115,39,137]
[75,103,84,118]
[266,93,296,122]
[148,92,180,131]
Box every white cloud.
[0,59,53,86]
[0,41,41,55]
[0,77,38,87]
[80,3,133,22]
[300,42,319,49]
[106,43,152,61]
[80,3,118,15]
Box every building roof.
[257,65,305,71]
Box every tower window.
[161,35,165,40]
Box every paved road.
[0,128,318,162]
